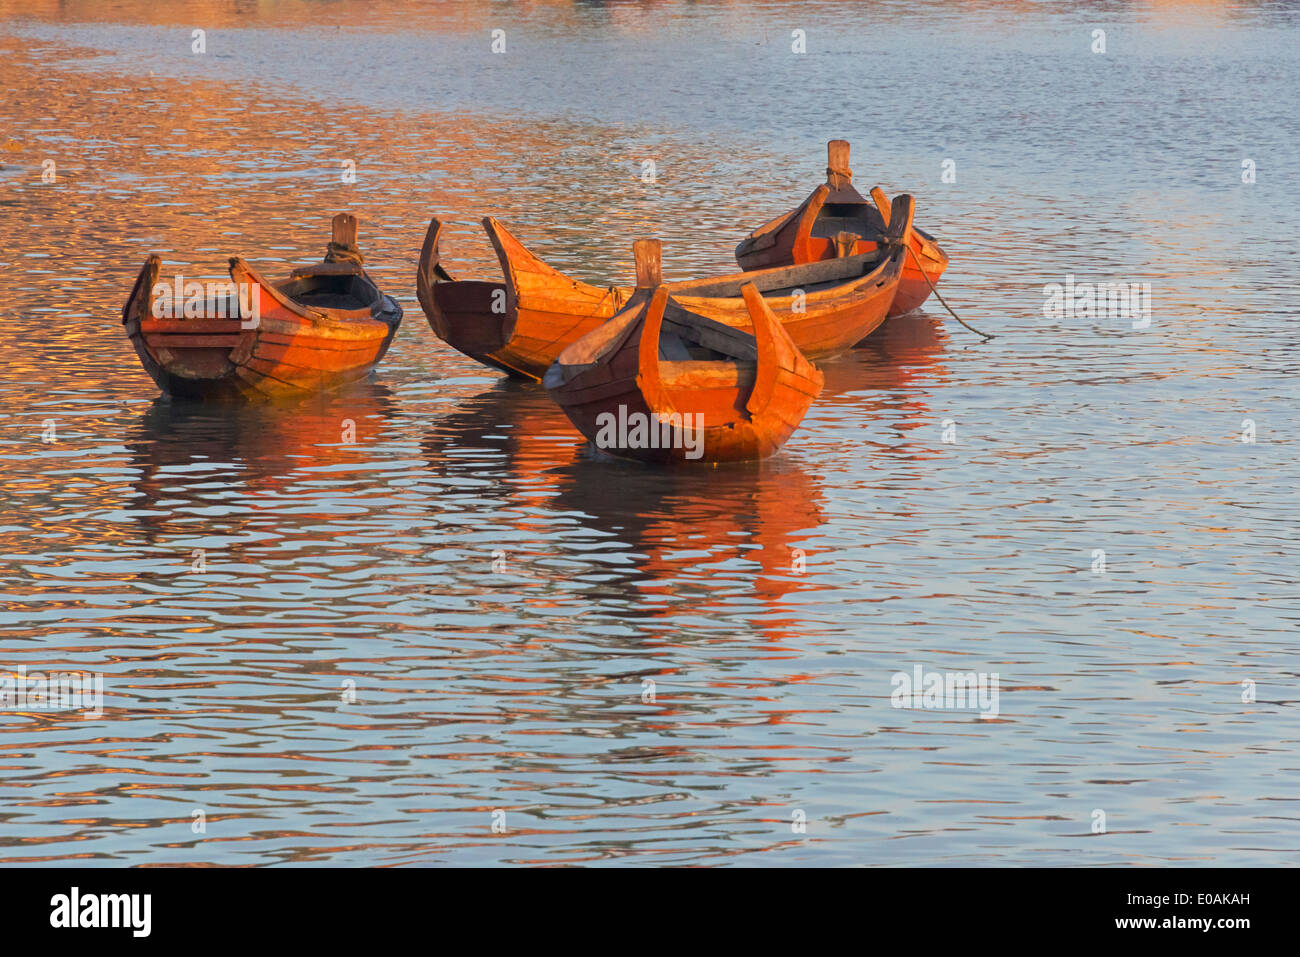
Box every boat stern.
[122,255,248,398]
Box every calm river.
[0,0,1296,865]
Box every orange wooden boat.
[542,264,824,465]
[123,214,402,401]
[416,216,624,382]
[416,196,913,381]
[734,140,948,317]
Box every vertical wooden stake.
[827,139,852,188]
[869,187,891,228]
[633,239,662,288]
[332,213,358,250]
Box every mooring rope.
[324,241,365,265]
[905,242,994,340]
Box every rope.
[324,241,365,265]
[905,241,994,340]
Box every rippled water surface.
[1,0,1297,866]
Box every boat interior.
[658,300,760,363]
[671,245,890,300]
[657,305,760,398]
[812,202,886,240]
[276,272,380,311]
[552,294,759,380]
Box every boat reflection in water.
[418,311,953,632]
[422,379,827,641]
[840,311,948,398]
[807,312,952,461]
[548,453,826,633]
[126,381,397,546]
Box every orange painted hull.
[417,204,914,382]
[734,142,948,317]
[417,218,626,381]
[544,285,823,465]
[122,219,401,401]
[669,193,913,352]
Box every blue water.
[0,0,1296,866]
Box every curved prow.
[869,186,891,228]
[743,283,792,417]
[742,281,825,422]
[123,254,162,325]
[484,215,629,324]
[886,193,916,245]
[484,216,558,326]
[792,183,832,260]
[483,216,567,289]
[636,286,672,415]
[416,217,454,338]
[229,256,325,324]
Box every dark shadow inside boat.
[655,299,757,371]
[812,203,887,239]
[277,271,382,311]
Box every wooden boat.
[416,195,913,381]
[733,140,949,317]
[542,275,824,465]
[123,214,402,400]
[416,217,626,382]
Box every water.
[0,0,1297,866]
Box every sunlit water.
[0,0,1296,866]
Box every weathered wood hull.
[417,217,627,381]
[543,284,823,465]
[734,141,948,317]
[669,193,915,352]
[894,227,949,317]
[417,201,913,382]
[737,225,946,319]
[122,217,402,401]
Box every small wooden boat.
[123,214,402,401]
[665,192,912,354]
[417,216,631,381]
[416,196,913,381]
[542,276,824,465]
[734,140,949,317]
